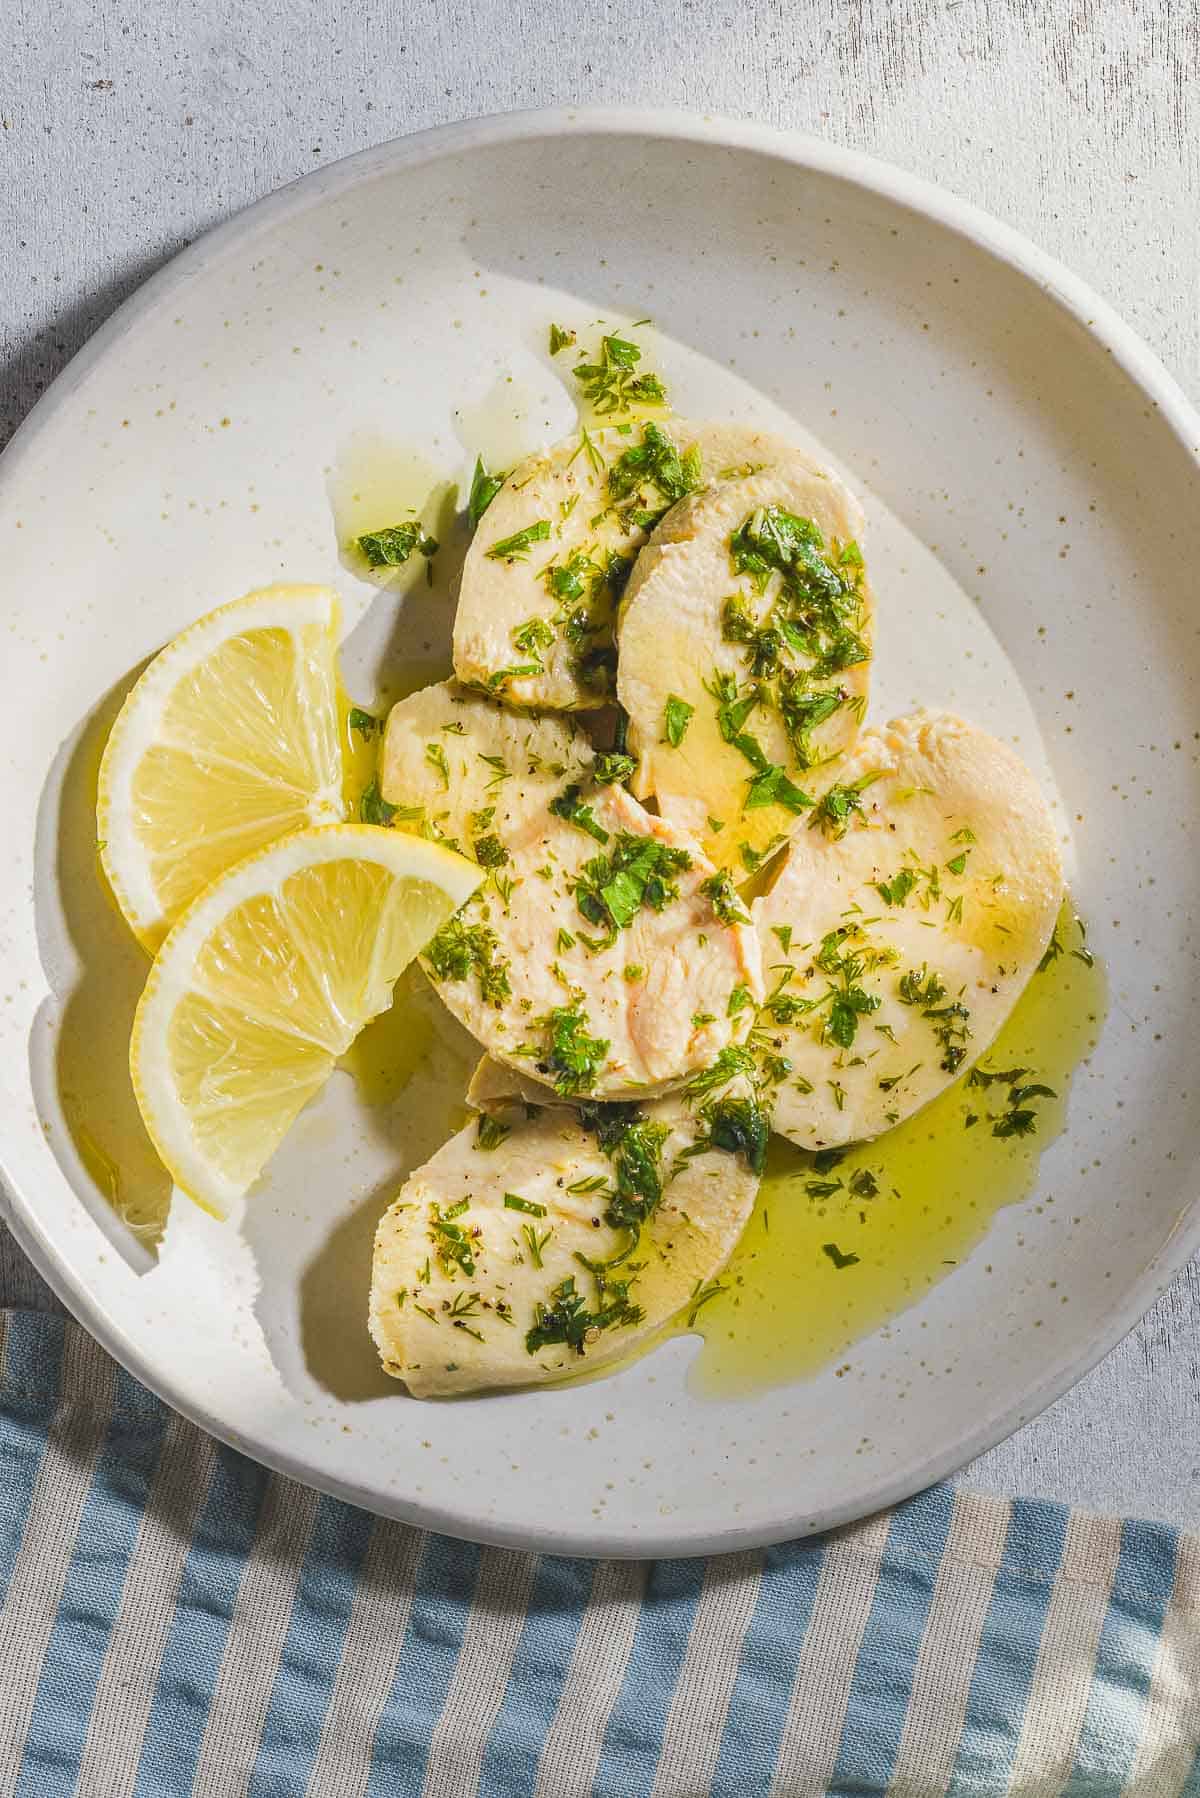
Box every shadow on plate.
[242,968,480,1405]
[336,463,467,706]
[29,668,172,1271]
[293,1170,404,1404]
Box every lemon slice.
[131,824,483,1217]
[99,585,348,950]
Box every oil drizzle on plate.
[453,375,554,471]
[682,911,1107,1397]
[327,434,458,593]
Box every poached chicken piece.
[454,419,845,713]
[380,682,763,1099]
[753,710,1063,1149]
[617,462,873,872]
[369,1056,764,1396]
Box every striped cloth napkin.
[0,1306,1197,1796]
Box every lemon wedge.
[131,824,482,1217]
[98,585,348,950]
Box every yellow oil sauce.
[339,971,439,1107]
[683,914,1107,1396]
[337,655,453,810]
[328,434,459,593]
[538,317,673,434]
[454,375,554,471]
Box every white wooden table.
[3,0,1197,1525]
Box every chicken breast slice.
[380,682,763,1099]
[465,1056,550,1110]
[454,419,832,712]
[369,1058,764,1396]
[617,461,873,872]
[752,710,1063,1150]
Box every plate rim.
[3,103,1199,1557]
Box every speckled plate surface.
[3,109,1199,1556]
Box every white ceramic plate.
[3,109,1199,1556]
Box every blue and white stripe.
[0,1307,1197,1797]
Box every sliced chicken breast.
[369,1059,764,1396]
[753,710,1063,1150]
[380,682,764,1099]
[465,1056,550,1110]
[617,462,873,872]
[453,420,832,712]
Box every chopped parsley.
[424,742,450,789]
[573,333,667,417]
[968,1062,1058,1138]
[359,777,397,827]
[468,457,506,530]
[815,927,882,1049]
[898,964,971,1072]
[898,966,946,1008]
[539,1001,610,1096]
[745,763,813,814]
[699,870,751,927]
[521,1224,551,1269]
[702,1091,769,1174]
[663,695,695,747]
[430,1201,477,1277]
[503,1193,547,1216]
[356,522,438,568]
[777,679,847,769]
[587,1112,671,1249]
[525,1273,642,1356]
[487,662,545,690]
[876,867,918,907]
[475,1113,511,1152]
[707,671,768,768]
[486,518,552,561]
[606,421,701,529]
[549,323,577,355]
[809,776,878,839]
[822,1242,860,1270]
[703,504,870,790]
[548,783,610,844]
[991,1109,1039,1139]
[348,707,381,739]
[685,1278,728,1326]
[571,426,606,475]
[592,750,637,786]
[573,834,691,939]
[472,833,509,868]
[1038,927,1063,972]
[424,915,512,1008]
[512,615,556,654]
[683,1044,757,1099]
[534,549,624,694]
[544,547,606,605]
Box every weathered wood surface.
[2,0,1197,1523]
